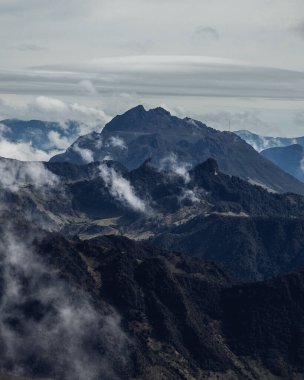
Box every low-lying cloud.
[0,96,112,161]
[160,154,191,183]
[0,138,60,161]
[0,225,129,379]
[73,143,95,163]
[99,164,147,213]
[0,159,59,192]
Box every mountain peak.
[124,105,171,116]
[102,105,174,134]
[125,104,146,115]
[148,106,171,117]
[118,105,172,119]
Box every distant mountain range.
[234,130,304,182]
[50,105,304,195]
[235,129,304,152]
[261,144,304,182]
[0,119,84,152]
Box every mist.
[0,224,130,380]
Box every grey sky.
[1,0,304,136]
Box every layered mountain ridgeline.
[235,129,304,152]
[3,156,304,282]
[261,144,304,182]
[4,156,304,232]
[50,106,304,195]
[2,222,304,380]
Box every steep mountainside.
[50,106,304,195]
[2,157,304,282]
[3,156,304,232]
[235,129,304,152]
[151,214,304,281]
[261,144,304,182]
[2,221,304,380]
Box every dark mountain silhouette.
[50,106,304,195]
[2,219,304,380]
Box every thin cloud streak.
[0,56,303,100]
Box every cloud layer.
[0,56,303,101]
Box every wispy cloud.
[0,139,60,161]
[0,225,129,379]
[195,26,220,40]
[99,163,148,213]
[159,153,191,183]
[0,56,302,101]
[73,143,94,163]
[0,96,110,127]
[0,159,59,192]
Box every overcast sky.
[1,0,304,136]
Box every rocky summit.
[51,106,304,195]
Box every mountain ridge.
[50,105,304,195]
[2,155,304,281]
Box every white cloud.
[0,96,111,129]
[99,163,147,213]
[160,154,191,183]
[181,189,201,203]
[0,159,59,192]
[34,95,68,113]
[47,130,72,150]
[29,96,110,128]
[0,226,129,379]
[78,79,98,95]
[0,139,61,161]
[73,143,94,163]
[106,136,127,150]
